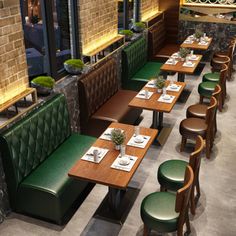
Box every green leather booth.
[122,36,163,91]
[0,94,96,224]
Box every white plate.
[190,55,197,60]
[170,84,178,89]
[134,135,144,143]
[118,157,130,166]
[163,95,171,100]
[186,62,193,66]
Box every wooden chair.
[198,64,228,112]
[213,40,235,80]
[141,165,194,236]
[158,136,204,215]
[187,84,221,137]
[179,97,217,159]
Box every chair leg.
[218,95,223,112]
[206,137,211,159]
[190,187,196,215]
[180,137,187,152]
[199,95,204,104]
[195,177,201,204]
[185,211,191,236]
[143,224,149,236]
[160,185,166,192]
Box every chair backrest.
[212,84,221,103]
[148,19,166,56]
[175,165,194,228]
[0,94,71,208]
[122,36,147,80]
[219,63,228,89]
[211,56,230,72]
[189,136,204,184]
[206,96,217,127]
[78,58,118,127]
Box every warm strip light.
[0,84,27,105]
[82,32,118,55]
[142,10,160,22]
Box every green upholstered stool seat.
[158,160,188,192]
[203,72,220,82]
[198,82,217,99]
[141,192,179,233]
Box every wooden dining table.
[160,54,202,82]
[128,80,186,145]
[181,37,213,51]
[68,122,157,224]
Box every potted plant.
[179,48,190,61]
[64,59,84,75]
[111,129,126,150]
[119,29,134,41]
[31,76,55,95]
[155,75,166,93]
[194,29,204,41]
[133,22,146,33]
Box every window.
[20,0,71,80]
[118,0,134,30]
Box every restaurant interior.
[0,0,236,235]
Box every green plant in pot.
[119,29,134,41]
[179,48,190,61]
[111,129,126,150]
[194,29,204,41]
[155,75,166,93]
[133,22,146,33]
[64,59,84,75]
[31,76,55,95]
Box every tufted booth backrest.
[148,19,166,57]
[0,94,71,205]
[122,36,147,80]
[78,58,118,127]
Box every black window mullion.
[123,0,129,30]
[134,0,140,22]
[41,0,57,78]
[70,0,80,58]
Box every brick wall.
[78,0,118,55]
[141,0,159,21]
[0,0,28,105]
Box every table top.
[181,37,212,50]
[128,81,186,113]
[68,123,158,189]
[160,54,202,74]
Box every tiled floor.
[0,63,236,236]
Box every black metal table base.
[178,73,185,82]
[94,187,140,225]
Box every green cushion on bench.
[17,133,96,223]
[132,62,162,81]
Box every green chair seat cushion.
[203,72,220,82]
[198,82,217,98]
[141,192,179,233]
[131,62,162,82]
[158,160,188,191]
[17,133,96,222]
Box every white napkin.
[166,84,182,92]
[145,80,156,88]
[127,135,151,148]
[165,59,178,65]
[111,154,138,172]
[183,62,195,68]
[136,90,154,99]
[81,147,109,163]
[157,94,175,103]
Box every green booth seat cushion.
[141,192,179,233]
[198,81,217,98]
[158,160,188,192]
[203,72,220,82]
[17,133,96,223]
[132,62,162,81]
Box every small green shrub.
[134,22,146,29]
[179,48,190,58]
[195,29,204,39]
[155,76,166,89]
[32,76,55,88]
[111,129,126,145]
[119,29,134,37]
[64,59,84,69]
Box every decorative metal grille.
[184,0,236,6]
